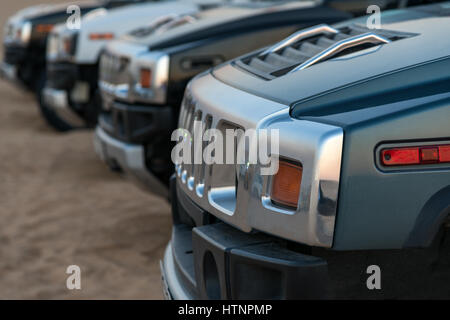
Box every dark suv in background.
[1,0,158,94]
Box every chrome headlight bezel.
[47,30,78,62]
[4,21,32,46]
[130,51,169,105]
[19,21,32,44]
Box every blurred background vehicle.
[0,0,173,300]
[1,0,160,94]
[41,0,219,131]
[93,0,433,198]
[163,1,450,299]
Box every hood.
[119,1,319,48]
[212,2,450,107]
[77,1,200,35]
[103,37,149,59]
[73,1,202,63]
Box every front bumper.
[3,44,27,65]
[42,87,85,127]
[98,100,173,144]
[161,179,329,300]
[2,44,34,88]
[0,62,18,83]
[94,126,167,198]
[46,61,78,90]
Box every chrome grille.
[99,50,132,109]
[177,91,238,203]
[99,51,130,86]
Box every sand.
[0,0,170,299]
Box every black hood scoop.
[234,23,415,80]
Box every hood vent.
[129,14,180,37]
[234,24,413,80]
[129,14,197,38]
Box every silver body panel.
[176,73,343,247]
[161,243,192,300]
[94,126,168,198]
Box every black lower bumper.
[44,62,102,126]
[99,101,174,184]
[162,177,329,300]
[98,101,173,144]
[2,44,35,88]
[163,176,450,299]
[3,44,27,65]
[46,61,78,90]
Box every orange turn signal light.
[63,38,72,54]
[36,24,54,33]
[271,160,302,208]
[140,68,152,89]
[89,33,114,40]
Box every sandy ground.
[0,0,170,299]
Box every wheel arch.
[405,185,450,248]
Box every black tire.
[35,70,74,132]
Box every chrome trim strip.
[259,24,339,56]
[99,81,130,100]
[289,32,391,73]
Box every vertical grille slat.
[99,51,130,86]
[178,95,216,197]
[178,92,242,205]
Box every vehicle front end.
[41,1,201,131]
[162,73,337,299]
[1,2,102,90]
[162,3,450,299]
[43,26,95,130]
[94,39,171,197]
[1,18,33,85]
